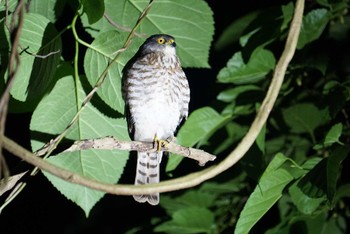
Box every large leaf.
[43,149,126,217]
[281,2,295,31]
[161,190,216,216]
[84,30,142,113]
[30,67,130,216]
[213,122,249,155]
[216,85,261,103]
[235,153,295,234]
[30,76,79,150]
[166,107,230,172]
[217,48,276,84]
[324,123,343,146]
[4,13,61,104]
[154,207,214,233]
[282,103,329,134]
[28,0,67,23]
[81,0,214,68]
[296,145,349,203]
[81,0,105,24]
[297,8,330,49]
[238,6,289,49]
[289,181,325,215]
[0,0,18,13]
[214,10,259,51]
[326,146,349,203]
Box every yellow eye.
[157,37,165,44]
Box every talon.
[153,134,168,152]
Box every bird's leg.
[153,134,168,152]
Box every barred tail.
[133,151,162,205]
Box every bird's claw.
[153,134,170,152]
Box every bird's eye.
[157,37,165,44]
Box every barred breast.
[122,49,190,205]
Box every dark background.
[1,1,290,233]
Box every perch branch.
[63,137,216,166]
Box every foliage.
[1,0,350,233]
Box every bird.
[122,34,190,205]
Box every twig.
[104,13,147,38]
[0,0,24,184]
[19,46,61,59]
[0,0,24,110]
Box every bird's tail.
[133,151,162,205]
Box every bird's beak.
[167,39,176,47]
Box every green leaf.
[213,122,248,155]
[81,0,214,68]
[160,196,188,216]
[281,2,294,31]
[296,146,349,203]
[235,153,294,234]
[84,30,142,113]
[82,0,105,24]
[221,103,254,117]
[30,75,79,151]
[281,212,346,234]
[28,0,67,22]
[329,15,350,41]
[238,6,285,49]
[160,190,216,216]
[324,123,343,146]
[297,9,330,49]
[166,107,229,172]
[214,10,259,51]
[298,158,327,198]
[5,13,62,104]
[282,103,329,134]
[178,107,229,147]
[327,146,349,203]
[316,0,332,8]
[178,190,216,208]
[200,174,246,194]
[0,0,20,13]
[334,184,350,202]
[154,207,214,233]
[216,85,260,103]
[289,182,325,215]
[30,69,129,216]
[217,48,276,84]
[43,149,127,217]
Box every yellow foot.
[153,134,169,152]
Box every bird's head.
[140,34,177,56]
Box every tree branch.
[35,136,215,166]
